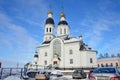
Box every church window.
[49,37,51,39]
[53,39,61,57]
[60,28,62,34]
[106,63,108,67]
[46,28,48,32]
[101,64,104,67]
[98,64,99,67]
[64,28,66,34]
[45,52,47,56]
[90,58,93,63]
[69,49,73,55]
[116,62,118,67]
[44,60,47,65]
[111,63,113,67]
[70,59,73,64]
[50,28,51,32]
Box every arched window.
[64,28,66,34]
[69,49,73,55]
[44,60,47,65]
[116,62,118,67]
[98,64,99,67]
[70,59,73,64]
[49,37,51,39]
[60,28,62,34]
[53,39,61,57]
[50,28,51,32]
[106,63,108,67]
[111,63,113,67]
[45,52,47,56]
[90,58,93,63]
[101,64,104,67]
[46,28,48,32]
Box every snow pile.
[4,76,21,80]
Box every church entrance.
[53,61,57,65]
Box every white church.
[27,10,97,70]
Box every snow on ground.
[2,75,88,80]
[4,75,21,80]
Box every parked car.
[35,73,47,80]
[26,69,51,80]
[49,70,63,80]
[88,69,96,79]
[89,67,120,80]
[72,69,86,79]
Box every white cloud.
[0,11,39,63]
[0,0,51,65]
[78,10,120,54]
[0,59,25,67]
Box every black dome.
[45,18,54,24]
[58,21,68,25]
[34,54,38,58]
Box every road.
[55,75,89,80]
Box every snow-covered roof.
[64,37,80,43]
[98,57,120,61]
[40,43,49,47]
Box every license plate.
[97,76,109,80]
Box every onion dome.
[45,10,54,24]
[58,13,68,25]
[79,34,83,42]
[48,10,53,15]
[34,51,39,58]
[79,34,82,38]
[45,18,54,24]
[60,13,65,18]
[58,21,68,25]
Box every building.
[0,61,1,68]
[28,10,97,70]
[97,57,120,68]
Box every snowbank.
[4,76,21,80]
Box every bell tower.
[43,10,55,42]
[57,10,70,37]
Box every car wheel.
[72,77,75,79]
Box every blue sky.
[0,0,120,67]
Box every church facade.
[27,10,97,70]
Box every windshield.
[93,68,116,73]
[74,70,83,73]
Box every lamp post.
[34,50,39,70]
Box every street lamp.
[34,50,39,70]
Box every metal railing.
[0,67,26,79]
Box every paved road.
[57,75,89,80]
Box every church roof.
[34,53,38,58]
[58,21,68,25]
[45,18,54,24]
[42,41,51,44]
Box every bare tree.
[111,54,115,57]
[99,53,104,58]
[104,53,109,58]
[117,53,120,57]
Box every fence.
[0,68,26,79]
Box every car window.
[93,68,116,73]
[74,70,83,73]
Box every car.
[49,70,63,80]
[89,67,120,80]
[88,69,96,79]
[26,69,51,80]
[35,73,47,80]
[72,69,86,79]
